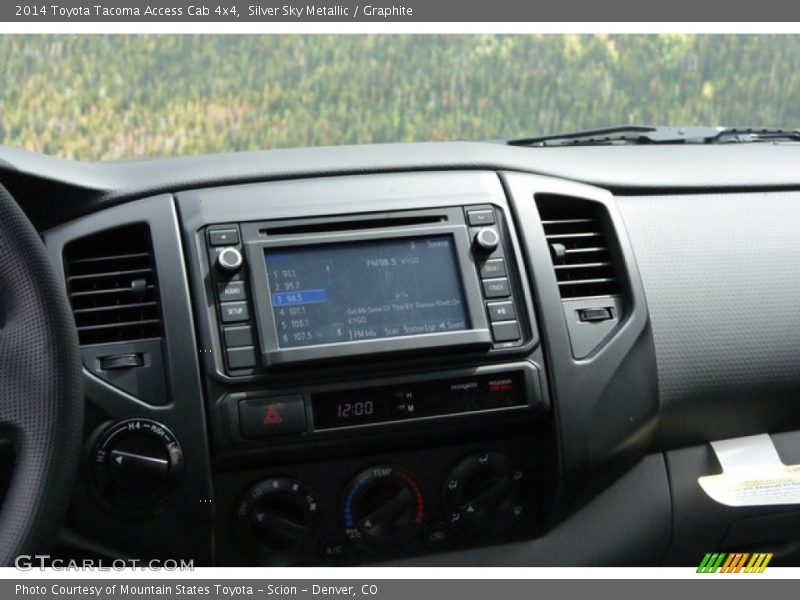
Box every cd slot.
[259,214,447,237]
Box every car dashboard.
[4,141,800,566]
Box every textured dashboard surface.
[6,143,800,229]
[617,192,800,446]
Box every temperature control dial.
[444,451,527,535]
[234,478,319,558]
[342,464,424,550]
[92,419,183,507]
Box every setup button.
[220,301,250,323]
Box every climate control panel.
[214,436,552,565]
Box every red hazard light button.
[238,395,307,439]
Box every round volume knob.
[217,246,243,272]
[474,228,500,252]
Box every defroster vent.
[536,195,621,299]
[64,224,161,345]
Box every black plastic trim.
[42,195,214,564]
[501,172,659,476]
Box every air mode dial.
[444,451,527,535]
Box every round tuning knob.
[216,246,243,272]
[92,419,183,507]
[444,451,527,535]
[342,464,424,550]
[474,228,500,253]
[234,478,318,557]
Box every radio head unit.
[205,205,531,373]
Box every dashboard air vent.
[536,196,621,299]
[64,224,161,345]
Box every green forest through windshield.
[1,34,798,160]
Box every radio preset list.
[264,235,469,349]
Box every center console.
[42,165,658,566]
[176,171,554,565]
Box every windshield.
[1,34,798,160]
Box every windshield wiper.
[508,126,800,147]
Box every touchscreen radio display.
[264,235,469,349]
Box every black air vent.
[64,224,161,345]
[536,196,621,299]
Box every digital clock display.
[336,400,375,419]
[311,372,526,430]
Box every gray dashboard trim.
[616,192,800,445]
[6,143,800,228]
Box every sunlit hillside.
[1,34,797,160]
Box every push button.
[208,228,239,246]
[220,301,250,323]
[467,209,496,226]
[218,281,247,302]
[238,395,307,438]
[487,301,516,322]
[226,346,257,369]
[479,259,507,279]
[482,278,511,298]
[491,321,521,342]
[223,325,254,348]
